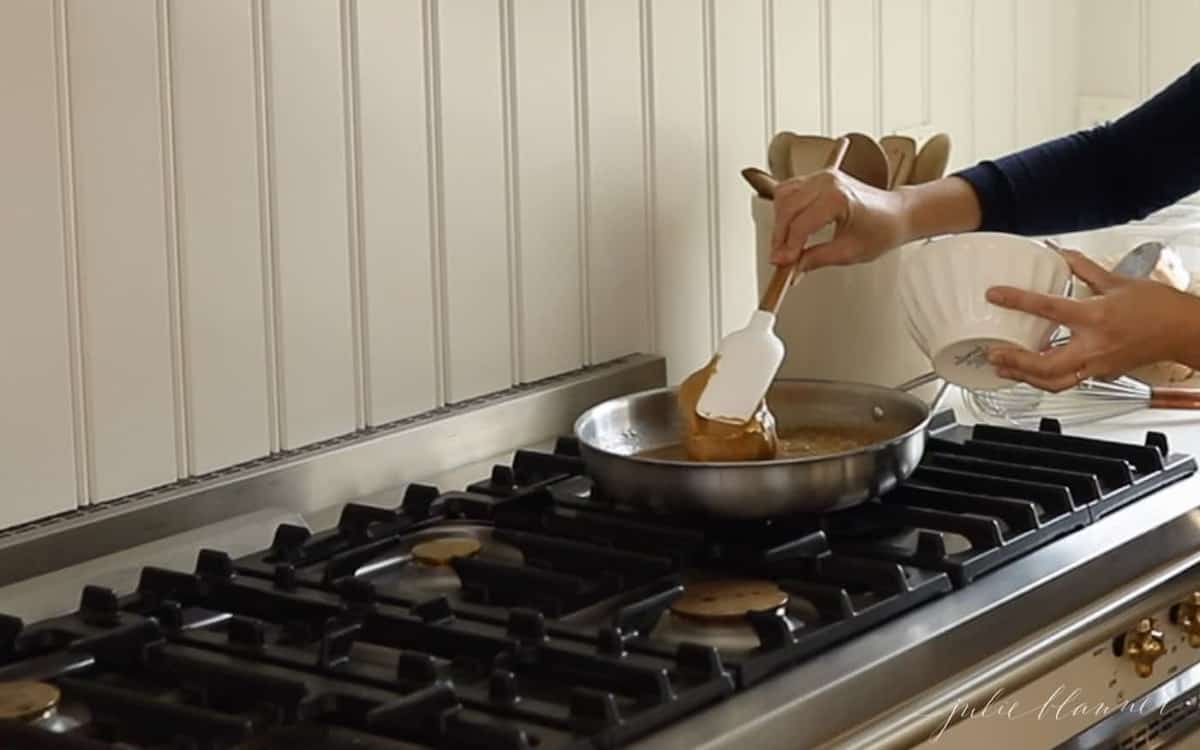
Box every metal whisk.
[966,375,1200,428]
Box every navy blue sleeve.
[954,62,1200,236]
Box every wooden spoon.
[767,131,797,180]
[742,166,777,199]
[840,132,890,189]
[789,135,841,179]
[909,133,952,185]
[881,134,917,189]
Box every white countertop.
[944,385,1200,455]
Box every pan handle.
[895,371,952,414]
[895,371,938,392]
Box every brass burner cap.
[412,536,482,566]
[0,681,60,721]
[670,579,789,620]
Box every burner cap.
[412,537,482,566]
[670,579,789,620]
[0,681,60,721]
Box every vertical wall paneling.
[928,0,973,169]
[1078,1,1200,204]
[872,0,883,135]
[435,0,515,401]
[510,0,584,381]
[880,0,925,133]
[423,0,448,407]
[251,0,281,452]
[1050,0,1081,135]
[501,0,522,388]
[703,0,720,347]
[341,0,366,429]
[263,0,357,448]
[1141,1,1200,205]
[762,0,774,141]
[67,0,179,501]
[641,0,657,358]
[828,0,878,135]
[157,3,188,480]
[819,0,831,135]
[713,0,766,338]
[920,0,931,127]
[581,0,652,364]
[650,0,714,382]
[0,0,79,525]
[1137,0,1150,99]
[1145,0,1200,95]
[55,0,88,507]
[169,0,272,473]
[353,0,439,423]
[770,0,824,136]
[971,0,1017,161]
[1078,0,1142,100]
[1015,0,1055,147]
[572,0,592,365]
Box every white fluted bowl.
[899,232,1072,390]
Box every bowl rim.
[908,232,1070,272]
[899,230,1072,326]
[919,230,1064,248]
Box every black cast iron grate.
[0,564,733,750]
[1,415,1195,749]
[483,417,1196,588]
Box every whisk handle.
[1149,387,1200,409]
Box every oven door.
[1056,662,1200,750]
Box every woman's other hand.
[986,250,1200,391]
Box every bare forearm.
[1170,293,1200,371]
[894,176,983,244]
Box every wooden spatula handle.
[1149,386,1200,409]
[756,137,849,314]
[759,268,797,315]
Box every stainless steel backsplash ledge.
[0,354,666,588]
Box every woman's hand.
[770,170,907,270]
[770,174,984,272]
[986,250,1200,391]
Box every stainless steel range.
[3,356,1200,749]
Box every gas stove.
[1,411,1196,749]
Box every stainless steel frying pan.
[573,375,944,519]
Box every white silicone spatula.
[694,137,849,425]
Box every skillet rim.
[572,377,933,469]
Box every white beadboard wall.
[1077,0,1200,123]
[1,0,1082,529]
[1074,1,1200,208]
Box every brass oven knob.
[1116,618,1166,678]
[1171,592,1200,647]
